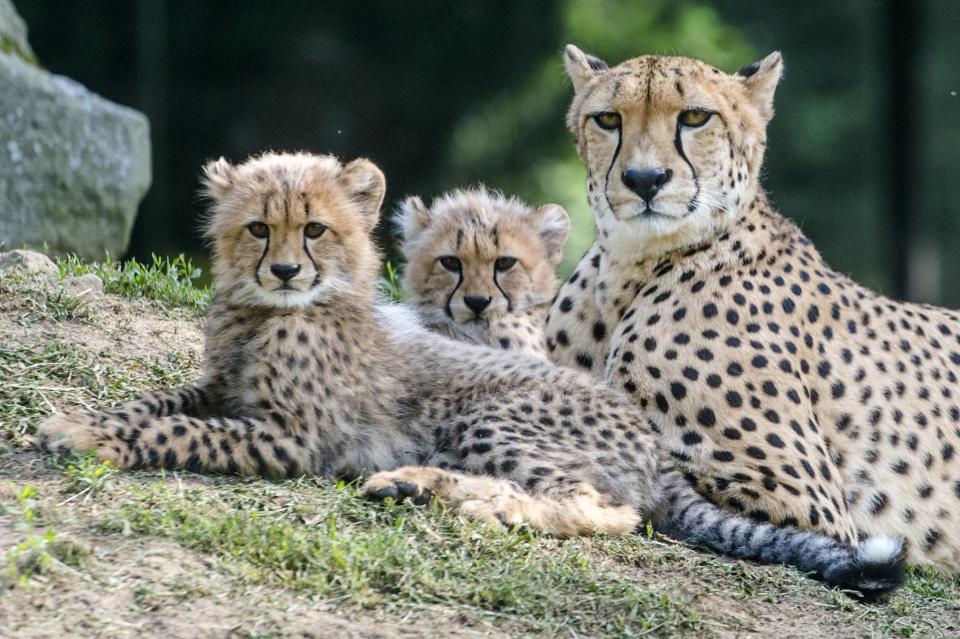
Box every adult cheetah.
[546,45,960,573]
[34,152,903,594]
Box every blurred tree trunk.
[884,0,922,300]
[135,0,167,258]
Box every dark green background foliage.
[19,1,960,304]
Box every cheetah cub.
[398,188,568,357]
[36,152,902,596]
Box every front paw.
[361,469,434,506]
[35,413,120,463]
[460,494,530,528]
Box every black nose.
[270,262,301,282]
[464,295,492,316]
[621,168,673,203]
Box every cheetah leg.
[362,466,640,537]
[96,384,218,421]
[36,410,309,478]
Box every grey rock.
[62,273,104,298]
[0,44,151,260]
[0,248,56,275]
[0,0,35,64]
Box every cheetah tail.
[655,470,907,599]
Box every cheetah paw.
[361,470,434,506]
[35,414,118,462]
[460,495,531,528]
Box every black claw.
[412,489,433,506]
[396,481,419,497]
[367,486,398,500]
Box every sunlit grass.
[96,477,701,636]
[57,253,211,313]
[379,260,404,302]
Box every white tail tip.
[858,535,904,564]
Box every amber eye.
[304,222,327,239]
[494,257,517,272]
[247,222,269,239]
[678,109,712,128]
[592,112,621,130]
[438,256,462,272]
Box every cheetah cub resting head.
[399,188,569,356]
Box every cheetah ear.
[533,203,570,266]
[339,158,386,233]
[738,51,783,123]
[202,157,236,200]
[397,195,431,242]
[564,44,609,94]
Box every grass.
[96,478,701,636]
[0,340,194,445]
[56,253,211,314]
[0,34,39,66]
[0,268,90,325]
[379,260,405,302]
[1,254,958,638]
[0,485,87,587]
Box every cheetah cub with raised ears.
[398,188,569,357]
[36,153,902,596]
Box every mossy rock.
[0,0,36,65]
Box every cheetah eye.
[592,112,621,130]
[678,109,713,128]
[494,257,517,272]
[247,222,269,239]
[304,222,327,239]
[438,256,461,272]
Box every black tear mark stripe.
[254,234,270,287]
[603,126,623,215]
[674,123,700,214]
[493,270,513,312]
[444,269,464,319]
[599,75,629,215]
[303,235,321,287]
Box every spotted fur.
[547,45,958,573]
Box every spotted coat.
[548,46,959,572]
